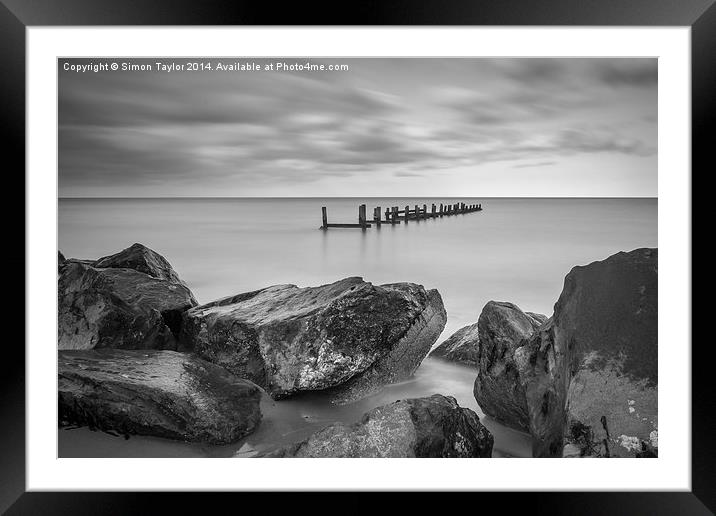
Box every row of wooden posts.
[320,202,482,230]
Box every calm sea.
[58,197,657,457]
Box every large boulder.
[58,349,263,444]
[430,307,545,371]
[94,243,193,291]
[179,277,446,404]
[473,301,545,432]
[58,244,198,350]
[514,248,658,457]
[259,394,493,457]
[429,322,480,365]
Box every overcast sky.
[59,58,656,198]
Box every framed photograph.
[4,0,713,512]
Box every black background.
[1,0,713,513]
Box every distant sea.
[58,197,657,458]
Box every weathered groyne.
[321,201,482,230]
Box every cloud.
[553,128,655,156]
[58,58,657,196]
[500,59,566,84]
[597,61,657,88]
[513,161,557,169]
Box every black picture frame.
[2,0,713,513]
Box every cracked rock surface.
[258,394,493,457]
[179,277,446,403]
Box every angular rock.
[58,245,198,350]
[94,243,194,295]
[429,322,480,365]
[259,394,493,457]
[473,301,545,432]
[513,318,566,456]
[179,277,447,404]
[515,248,658,457]
[58,349,263,444]
[526,312,548,325]
[430,305,546,373]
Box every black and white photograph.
[57,57,658,460]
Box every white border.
[28,27,690,491]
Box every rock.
[473,301,545,432]
[94,243,194,295]
[259,394,493,457]
[526,312,548,325]
[179,277,446,403]
[515,248,658,457]
[429,322,480,365]
[429,305,546,372]
[58,349,262,444]
[57,250,93,273]
[562,443,582,458]
[58,245,198,350]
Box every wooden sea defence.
[320,202,482,230]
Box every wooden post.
[374,206,381,227]
[392,206,398,223]
[414,205,420,221]
[405,205,410,223]
[439,203,444,216]
[321,206,328,229]
[385,207,391,221]
[423,204,427,219]
[359,204,367,230]
[431,203,436,217]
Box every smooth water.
[58,197,657,457]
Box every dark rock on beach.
[526,312,548,325]
[430,306,546,373]
[94,243,194,293]
[179,277,447,404]
[58,244,198,350]
[431,301,544,432]
[514,248,658,457]
[473,301,545,432]
[429,322,480,366]
[58,349,263,444]
[259,394,493,457]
